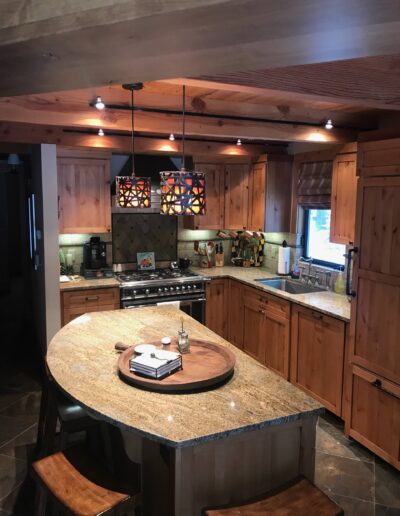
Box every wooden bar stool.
[32,444,141,515]
[203,477,343,515]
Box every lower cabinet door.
[264,310,290,379]
[228,280,244,349]
[205,279,228,339]
[290,305,345,415]
[242,291,266,363]
[344,365,400,470]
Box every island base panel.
[141,417,317,516]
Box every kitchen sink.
[255,278,326,295]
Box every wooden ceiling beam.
[171,55,400,111]
[0,94,356,143]
[1,1,400,96]
[0,122,269,156]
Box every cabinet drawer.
[344,365,400,469]
[247,288,290,319]
[62,288,119,309]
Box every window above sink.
[304,209,345,270]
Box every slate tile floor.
[0,365,399,515]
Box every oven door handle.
[180,297,206,303]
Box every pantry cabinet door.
[349,176,400,383]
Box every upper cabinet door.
[330,153,357,245]
[224,163,250,230]
[248,160,266,231]
[183,162,225,230]
[58,157,111,234]
[247,156,292,233]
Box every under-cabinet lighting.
[98,128,104,136]
[236,138,242,146]
[169,133,175,141]
[325,119,333,130]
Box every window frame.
[303,209,345,270]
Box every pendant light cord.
[131,87,135,177]
[182,85,186,171]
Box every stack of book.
[130,349,182,380]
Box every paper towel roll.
[278,246,290,275]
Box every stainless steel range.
[115,268,209,323]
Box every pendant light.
[115,83,151,208]
[160,85,206,216]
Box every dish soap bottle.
[334,266,346,294]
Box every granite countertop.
[192,266,350,322]
[60,276,120,291]
[47,307,322,448]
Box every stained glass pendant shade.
[160,85,206,216]
[116,83,151,208]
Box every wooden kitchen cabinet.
[228,279,244,350]
[242,287,267,363]
[57,150,111,234]
[242,286,290,378]
[205,279,228,339]
[290,305,345,415]
[248,155,292,232]
[184,160,225,230]
[349,174,400,384]
[224,163,250,230]
[61,287,119,326]
[330,151,357,244]
[343,364,400,470]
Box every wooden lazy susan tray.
[116,339,236,393]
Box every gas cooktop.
[115,268,202,287]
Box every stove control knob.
[187,285,192,290]
[164,287,168,292]
[193,285,197,289]
[181,286,186,290]
[158,288,162,293]
[133,290,137,296]
[169,286,174,292]
[175,286,180,291]
[145,289,150,295]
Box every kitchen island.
[47,306,323,515]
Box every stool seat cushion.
[32,445,140,515]
[204,477,343,515]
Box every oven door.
[123,295,205,324]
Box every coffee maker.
[81,237,110,278]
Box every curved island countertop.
[47,306,322,448]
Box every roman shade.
[297,161,333,209]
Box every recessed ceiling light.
[169,133,175,141]
[236,138,242,146]
[325,119,333,130]
[98,128,104,136]
[94,96,105,110]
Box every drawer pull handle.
[371,379,400,401]
[258,309,265,315]
[85,295,99,301]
